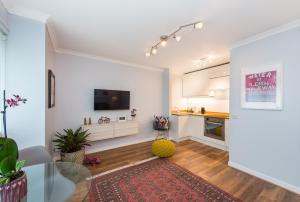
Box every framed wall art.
[48,70,55,108]
[241,64,283,110]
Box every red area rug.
[89,158,241,202]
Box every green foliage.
[53,127,91,153]
[0,137,25,185]
[0,138,18,161]
[0,155,16,175]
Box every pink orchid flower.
[6,95,27,108]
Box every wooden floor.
[83,140,300,202]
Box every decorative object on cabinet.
[153,116,170,139]
[118,116,127,122]
[151,139,175,157]
[241,64,283,110]
[98,116,111,124]
[53,127,91,164]
[84,117,87,125]
[88,117,92,125]
[201,107,206,114]
[48,70,55,108]
[130,108,137,119]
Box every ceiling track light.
[146,21,203,56]
[174,35,181,42]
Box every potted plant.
[0,138,26,202]
[53,127,91,164]
[0,91,27,202]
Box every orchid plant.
[0,91,27,185]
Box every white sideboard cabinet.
[82,120,138,142]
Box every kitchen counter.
[171,111,230,119]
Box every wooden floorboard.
[72,140,300,202]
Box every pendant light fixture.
[146,21,204,57]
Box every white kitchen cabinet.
[187,116,204,139]
[225,119,229,146]
[182,70,210,97]
[82,120,138,142]
[209,77,229,90]
[170,115,204,141]
[208,64,230,90]
[170,115,189,141]
[182,63,230,97]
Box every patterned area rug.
[89,158,241,202]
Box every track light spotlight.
[151,47,157,54]
[161,40,167,47]
[194,22,203,29]
[174,35,181,42]
[160,35,168,47]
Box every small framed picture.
[241,64,283,110]
[48,70,55,108]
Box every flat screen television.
[94,89,130,110]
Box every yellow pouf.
[152,139,176,157]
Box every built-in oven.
[204,117,225,141]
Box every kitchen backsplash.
[173,97,229,113]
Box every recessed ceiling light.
[146,52,151,57]
[194,22,203,29]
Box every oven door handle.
[205,121,223,126]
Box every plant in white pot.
[53,127,90,164]
[0,91,27,202]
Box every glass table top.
[23,162,92,202]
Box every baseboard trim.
[228,161,300,195]
[190,136,228,151]
[170,136,190,142]
[171,136,228,151]
[85,137,156,154]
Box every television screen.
[94,89,130,110]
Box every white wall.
[0,1,8,33]
[45,29,56,152]
[5,14,46,149]
[229,27,300,192]
[54,53,167,153]
[171,74,229,112]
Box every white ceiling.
[3,0,300,74]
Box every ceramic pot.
[61,149,85,164]
[0,171,27,202]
